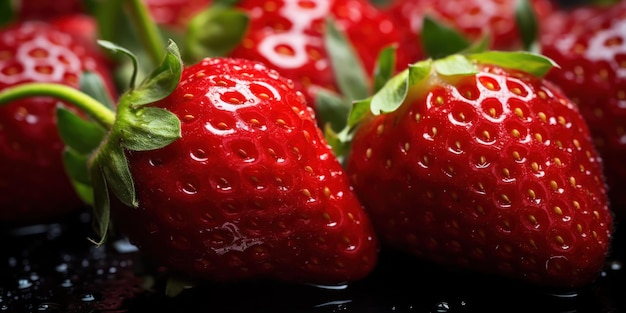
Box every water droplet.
[60,279,72,288]
[80,293,96,302]
[36,302,61,312]
[435,301,450,312]
[55,263,68,273]
[17,278,32,289]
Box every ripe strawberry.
[0,21,116,223]
[343,52,613,288]
[13,0,85,21]
[538,0,626,217]
[187,0,422,107]
[0,40,379,286]
[385,0,556,52]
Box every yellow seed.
[535,133,543,143]
[554,206,563,215]
[555,235,565,245]
[573,200,581,209]
[528,215,537,225]
[483,130,491,141]
[183,93,194,100]
[531,162,539,172]
[538,112,547,122]
[554,157,562,167]
[511,129,520,138]
[528,189,536,199]
[302,189,312,197]
[569,176,576,186]
[514,108,524,118]
[550,180,558,190]
[366,148,372,159]
[323,187,331,197]
[512,151,521,161]
[558,116,566,125]
[489,108,497,117]
[415,113,422,122]
[501,194,510,204]
[377,124,384,135]
[436,96,444,105]
[304,166,314,173]
[502,168,510,177]
[538,90,547,99]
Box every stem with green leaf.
[126,0,166,67]
[0,83,115,129]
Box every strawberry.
[538,0,626,217]
[13,0,85,21]
[185,0,422,107]
[341,52,613,288]
[0,40,379,287]
[0,20,116,223]
[385,0,556,52]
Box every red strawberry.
[0,41,379,286]
[14,0,85,21]
[0,21,116,223]
[188,0,422,107]
[538,0,626,217]
[385,0,556,51]
[343,52,613,288]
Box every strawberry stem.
[126,0,165,67]
[0,82,115,129]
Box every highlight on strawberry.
[329,50,614,289]
[0,39,379,292]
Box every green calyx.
[0,40,184,245]
[328,50,558,158]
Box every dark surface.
[0,210,624,313]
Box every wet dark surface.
[0,210,625,313]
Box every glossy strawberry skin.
[346,64,613,288]
[539,2,626,216]
[386,0,556,51]
[228,0,422,106]
[0,21,116,223]
[111,58,378,284]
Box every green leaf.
[119,107,182,151]
[324,17,370,101]
[468,51,558,77]
[422,15,471,59]
[184,7,249,62]
[63,148,94,206]
[515,0,539,52]
[98,40,140,89]
[96,143,137,208]
[433,54,478,76]
[129,39,183,107]
[92,0,125,44]
[373,45,397,94]
[57,107,107,154]
[0,0,15,27]
[315,89,351,133]
[80,71,115,109]
[348,98,372,128]
[370,60,432,115]
[89,165,111,246]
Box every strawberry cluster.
[0,0,622,297]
